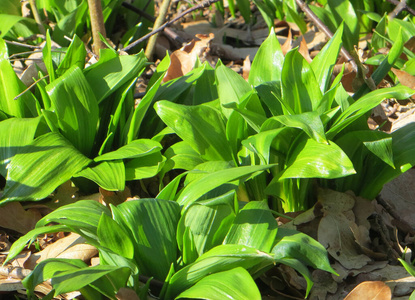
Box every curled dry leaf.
[344,281,391,300]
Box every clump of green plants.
[5,197,335,299]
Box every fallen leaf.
[242,55,250,80]
[24,233,97,269]
[116,287,140,300]
[0,202,41,234]
[100,186,131,206]
[344,281,391,300]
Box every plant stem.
[87,0,107,56]
[145,0,172,60]
[29,0,45,35]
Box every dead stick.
[386,0,415,16]
[295,0,357,72]
[122,0,220,52]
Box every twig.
[122,2,155,22]
[14,74,49,100]
[145,0,172,60]
[4,40,42,49]
[121,0,220,52]
[295,0,358,72]
[87,0,107,55]
[386,0,415,17]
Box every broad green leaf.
[284,2,307,35]
[357,123,415,199]
[372,14,387,51]
[97,213,134,259]
[0,46,37,118]
[75,160,125,191]
[280,138,355,179]
[193,63,218,104]
[281,49,323,114]
[125,151,165,180]
[177,191,236,264]
[43,30,56,81]
[112,198,181,281]
[249,29,284,87]
[226,110,250,165]
[399,258,415,277]
[271,112,327,144]
[165,244,274,299]
[224,201,278,252]
[84,52,147,103]
[163,141,205,171]
[56,35,87,76]
[0,14,35,38]
[94,139,161,162]
[215,63,252,118]
[47,66,98,157]
[22,259,88,297]
[176,164,274,208]
[255,82,284,116]
[272,228,335,274]
[52,264,130,297]
[327,0,359,52]
[1,132,91,203]
[0,116,42,177]
[177,267,261,300]
[311,23,343,93]
[155,101,232,162]
[328,86,414,139]
[4,225,69,265]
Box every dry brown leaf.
[344,281,391,300]
[0,277,24,292]
[0,202,41,234]
[163,33,214,82]
[298,36,312,63]
[391,68,415,91]
[49,180,79,209]
[24,233,97,269]
[242,55,250,80]
[281,28,292,55]
[116,287,140,300]
[99,186,131,206]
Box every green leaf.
[327,0,359,52]
[177,191,236,264]
[75,160,125,191]
[112,198,181,281]
[274,257,313,297]
[155,101,233,162]
[272,228,335,273]
[0,46,37,118]
[284,2,307,35]
[165,244,274,299]
[51,264,130,297]
[47,66,98,157]
[1,132,91,204]
[22,258,88,297]
[215,63,252,118]
[176,164,274,209]
[84,52,147,103]
[56,35,87,76]
[0,116,42,177]
[272,112,327,144]
[311,23,343,93]
[94,139,161,162]
[224,201,278,252]
[399,258,415,277]
[43,30,56,82]
[97,212,134,259]
[249,29,284,87]
[125,151,165,180]
[163,141,205,171]
[281,49,322,114]
[328,86,414,139]
[0,14,35,38]
[176,267,261,300]
[280,138,355,179]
